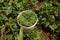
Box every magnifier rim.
[17,10,38,29]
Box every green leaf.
[49,24,57,30]
[0,0,4,3]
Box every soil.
[41,31,50,40]
[1,31,9,40]
[37,26,51,40]
[32,1,42,10]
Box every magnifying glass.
[17,10,38,40]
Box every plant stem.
[19,27,23,40]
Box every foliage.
[0,0,59,40]
[35,0,59,39]
[26,28,44,40]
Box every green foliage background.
[0,0,60,40]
